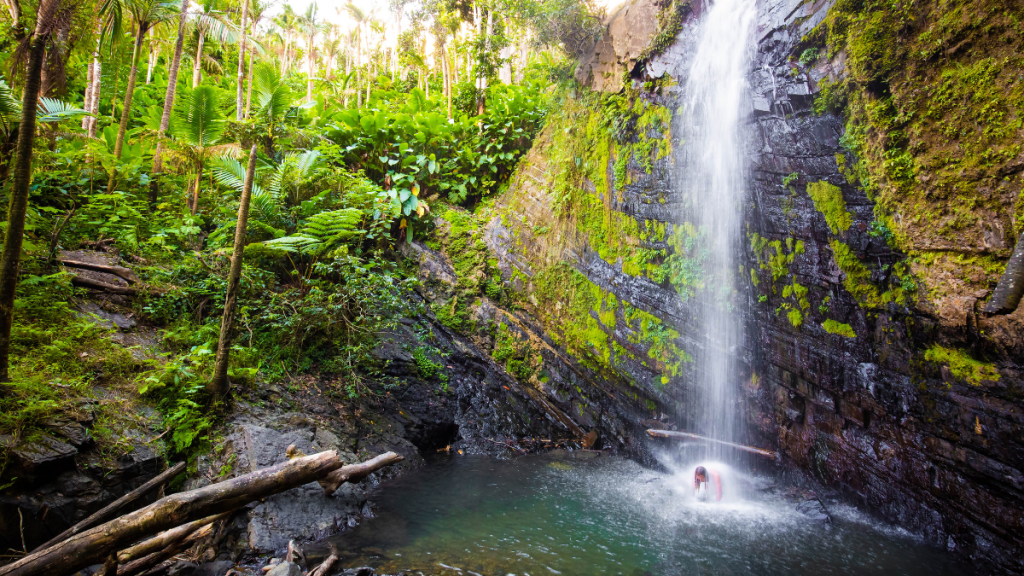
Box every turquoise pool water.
[323,452,965,576]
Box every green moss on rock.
[924,344,1000,386]
[821,319,856,338]
[806,181,854,234]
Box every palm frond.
[0,80,22,135]
[171,85,225,146]
[37,97,92,123]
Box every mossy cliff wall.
[425,0,1024,572]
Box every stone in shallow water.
[795,499,832,524]
[265,562,301,576]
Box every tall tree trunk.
[145,28,155,84]
[441,40,451,119]
[478,8,492,116]
[0,0,59,384]
[150,0,190,207]
[107,27,145,192]
[86,27,101,138]
[306,42,314,102]
[192,33,204,87]
[355,34,361,108]
[244,44,254,118]
[82,57,94,130]
[283,33,290,74]
[235,0,249,120]
[210,145,257,400]
[190,159,203,214]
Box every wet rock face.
[741,0,1024,572]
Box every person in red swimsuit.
[694,466,723,501]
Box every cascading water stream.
[675,0,758,464]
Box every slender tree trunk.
[190,159,203,214]
[150,0,190,207]
[82,58,94,130]
[145,29,155,84]
[283,34,290,74]
[441,40,451,119]
[192,33,204,87]
[235,0,249,120]
[107,27,145,192]
[210,145,257,400]
[355,37,361,108]
[478,8,492,115]
[86,32,101,138]
[244,44,254,118]
[306,42,314,102]
[0,0,59,384]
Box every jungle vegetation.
[0,0,605,467]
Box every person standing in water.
[694,466,723,501]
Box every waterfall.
[677,0,757,459]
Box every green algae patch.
[806,181,853,234]
[821,319,856,338]
[924,345,1000,386]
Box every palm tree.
[0,0,62,384]
[149,0,190,206]
[249,62,292,153]
[171,85,235,213]
[273,6,297,75]
[100,0,178,169]
[243,0,272,118]
[343,2,366,107]
[188,0,237,88]
[321,33,341,81]
[234,0,249,120]
[297,3,323,102]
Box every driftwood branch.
[117,512,229,564]
[318,451,404,496]
[646,430,779,459]
[308,544,338,576]
[0,451,342,576]
[60,259,139,283]
[33,462,187,553]
[119,522,216,576]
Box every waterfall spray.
[677,0,757,460]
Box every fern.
[258,208,364,257]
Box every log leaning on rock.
[33,462,187,553]
[318,451,404,496]
[0,451,343,576]
[59,259,139,283]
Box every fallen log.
[117,511,229,564]
[119,522,216,576]
[318,451,404,496]
[646,430,778,459]
[33,462,187,552]
[60,259,139,283]
[70,275,137,295]
[0,451,342,576]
